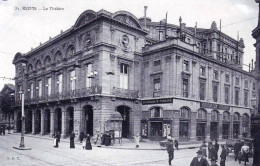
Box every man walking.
[190,150,209,166]
[220,145,228,166]
[166,138,174,166]
[234,140,241,161]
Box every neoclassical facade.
[13,9,256,142]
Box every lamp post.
[13,62,31,150]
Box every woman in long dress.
[53,132,59,148]
[70,132,75,148]
[85,134,92,150]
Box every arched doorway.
[116,105,130,138]
[210,110,219,140]
[83,105,93,136]
[55,108,62,133]
[179,107,191,141]
[67,107,74,134]
[35,110,41,134]
[25,109,32,133]
[16,111,22,132]
[196,108,207,141]
[45,109,51,134]
[242,113,250,138]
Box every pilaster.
[190,112,197,141]
[50,109,55,137]
[32,110,36,134]
[40,109,45,135]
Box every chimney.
[144,6,148,28]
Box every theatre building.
[13,8,256,143]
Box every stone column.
[218,113,223,139]
[40,109,45,135]
[239,115,243,139]
[206,112,211,141]
[230,115,233,139]
[190,112,197,142]
[32,110,36,134]
[50,109,55,137]
[73,105,81,138]
[173,111,180,140]
[61,109,67,138]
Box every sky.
[0,0,258,90]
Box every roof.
[0,84,15,94]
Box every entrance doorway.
[55,108,62,133]
[222,123,230,139]
[210,122,218,140]
[233,123,239,139]
[197,122,206,141]
[35,110,41,134]
[179,121,189,141]
[150,122,163,137]
[16,111,22,132]
[117,105,130,138]
[83,105,93,136]
[45,109,51,134]
[25,110,32,133]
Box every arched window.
[211,110,219,120]
[180,107,190,119]
[44,56,51,66]
[150,107,162,118]
[233,112,240,121]
[223,111,230,121]
[28,64,33,73]
[55,51,62,62]
[66,45,75,56]
[36,60,42,69]
[197,109,207,119]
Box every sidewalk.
[10,132,225,151]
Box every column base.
[13,146,32,150]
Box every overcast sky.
[0,0,258,90]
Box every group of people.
[53,131,92,150]
[234,140,250,166]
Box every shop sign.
[142,98,173,105]
[200,102,230,110]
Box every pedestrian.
[190,150,209,166]
[134,133,140,148]
[208,141,213,159]
[79,131,84,143]
[85,134,92,150]
[214,140,219,155]
[234,140,241,161]
[7,125,11,134]
[166,137,174,166]
[82,137,85,149]
[174,139,179,150]
[220,145,228,166]
[57,131,61,143]
[241,143,250,166]
[210,145,217,162]
[70,132,75,148]
[210,158,218,166]
[200,141,207,158]
[53,132,59,148]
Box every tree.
[0,93,15,125]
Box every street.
[0,133,253,166]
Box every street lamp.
[14,62,31,150]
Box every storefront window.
[233,112,240,139]
[197,109,207,119]
[211,110,219,121]
[180,107,190,119]
[223,111,230,121]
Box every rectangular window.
[200,66,205,76]
[235,89,239,105]
[120,64,128,89]
[225,86,229,104]
[245,80,248,89]
[213,70,218,80]
[253,82,256,91]
[86,64,92,88]
[47,77,51,96]
[213,84,218,102]
[38,80,42,97]
[183,78,189,98]
[153,78,161,97]
[225,74,230,83]
[154,60,161,66]
[30,83,34,99]
[57,74,63,93]
[210,42,212,53]
[199,81,206,100]
[236,77,239,86]
[244,91,248,107]
[70,70,76,91]
[183,60,189,72]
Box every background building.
[13,8,255,143]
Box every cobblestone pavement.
[0,134,253,166]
